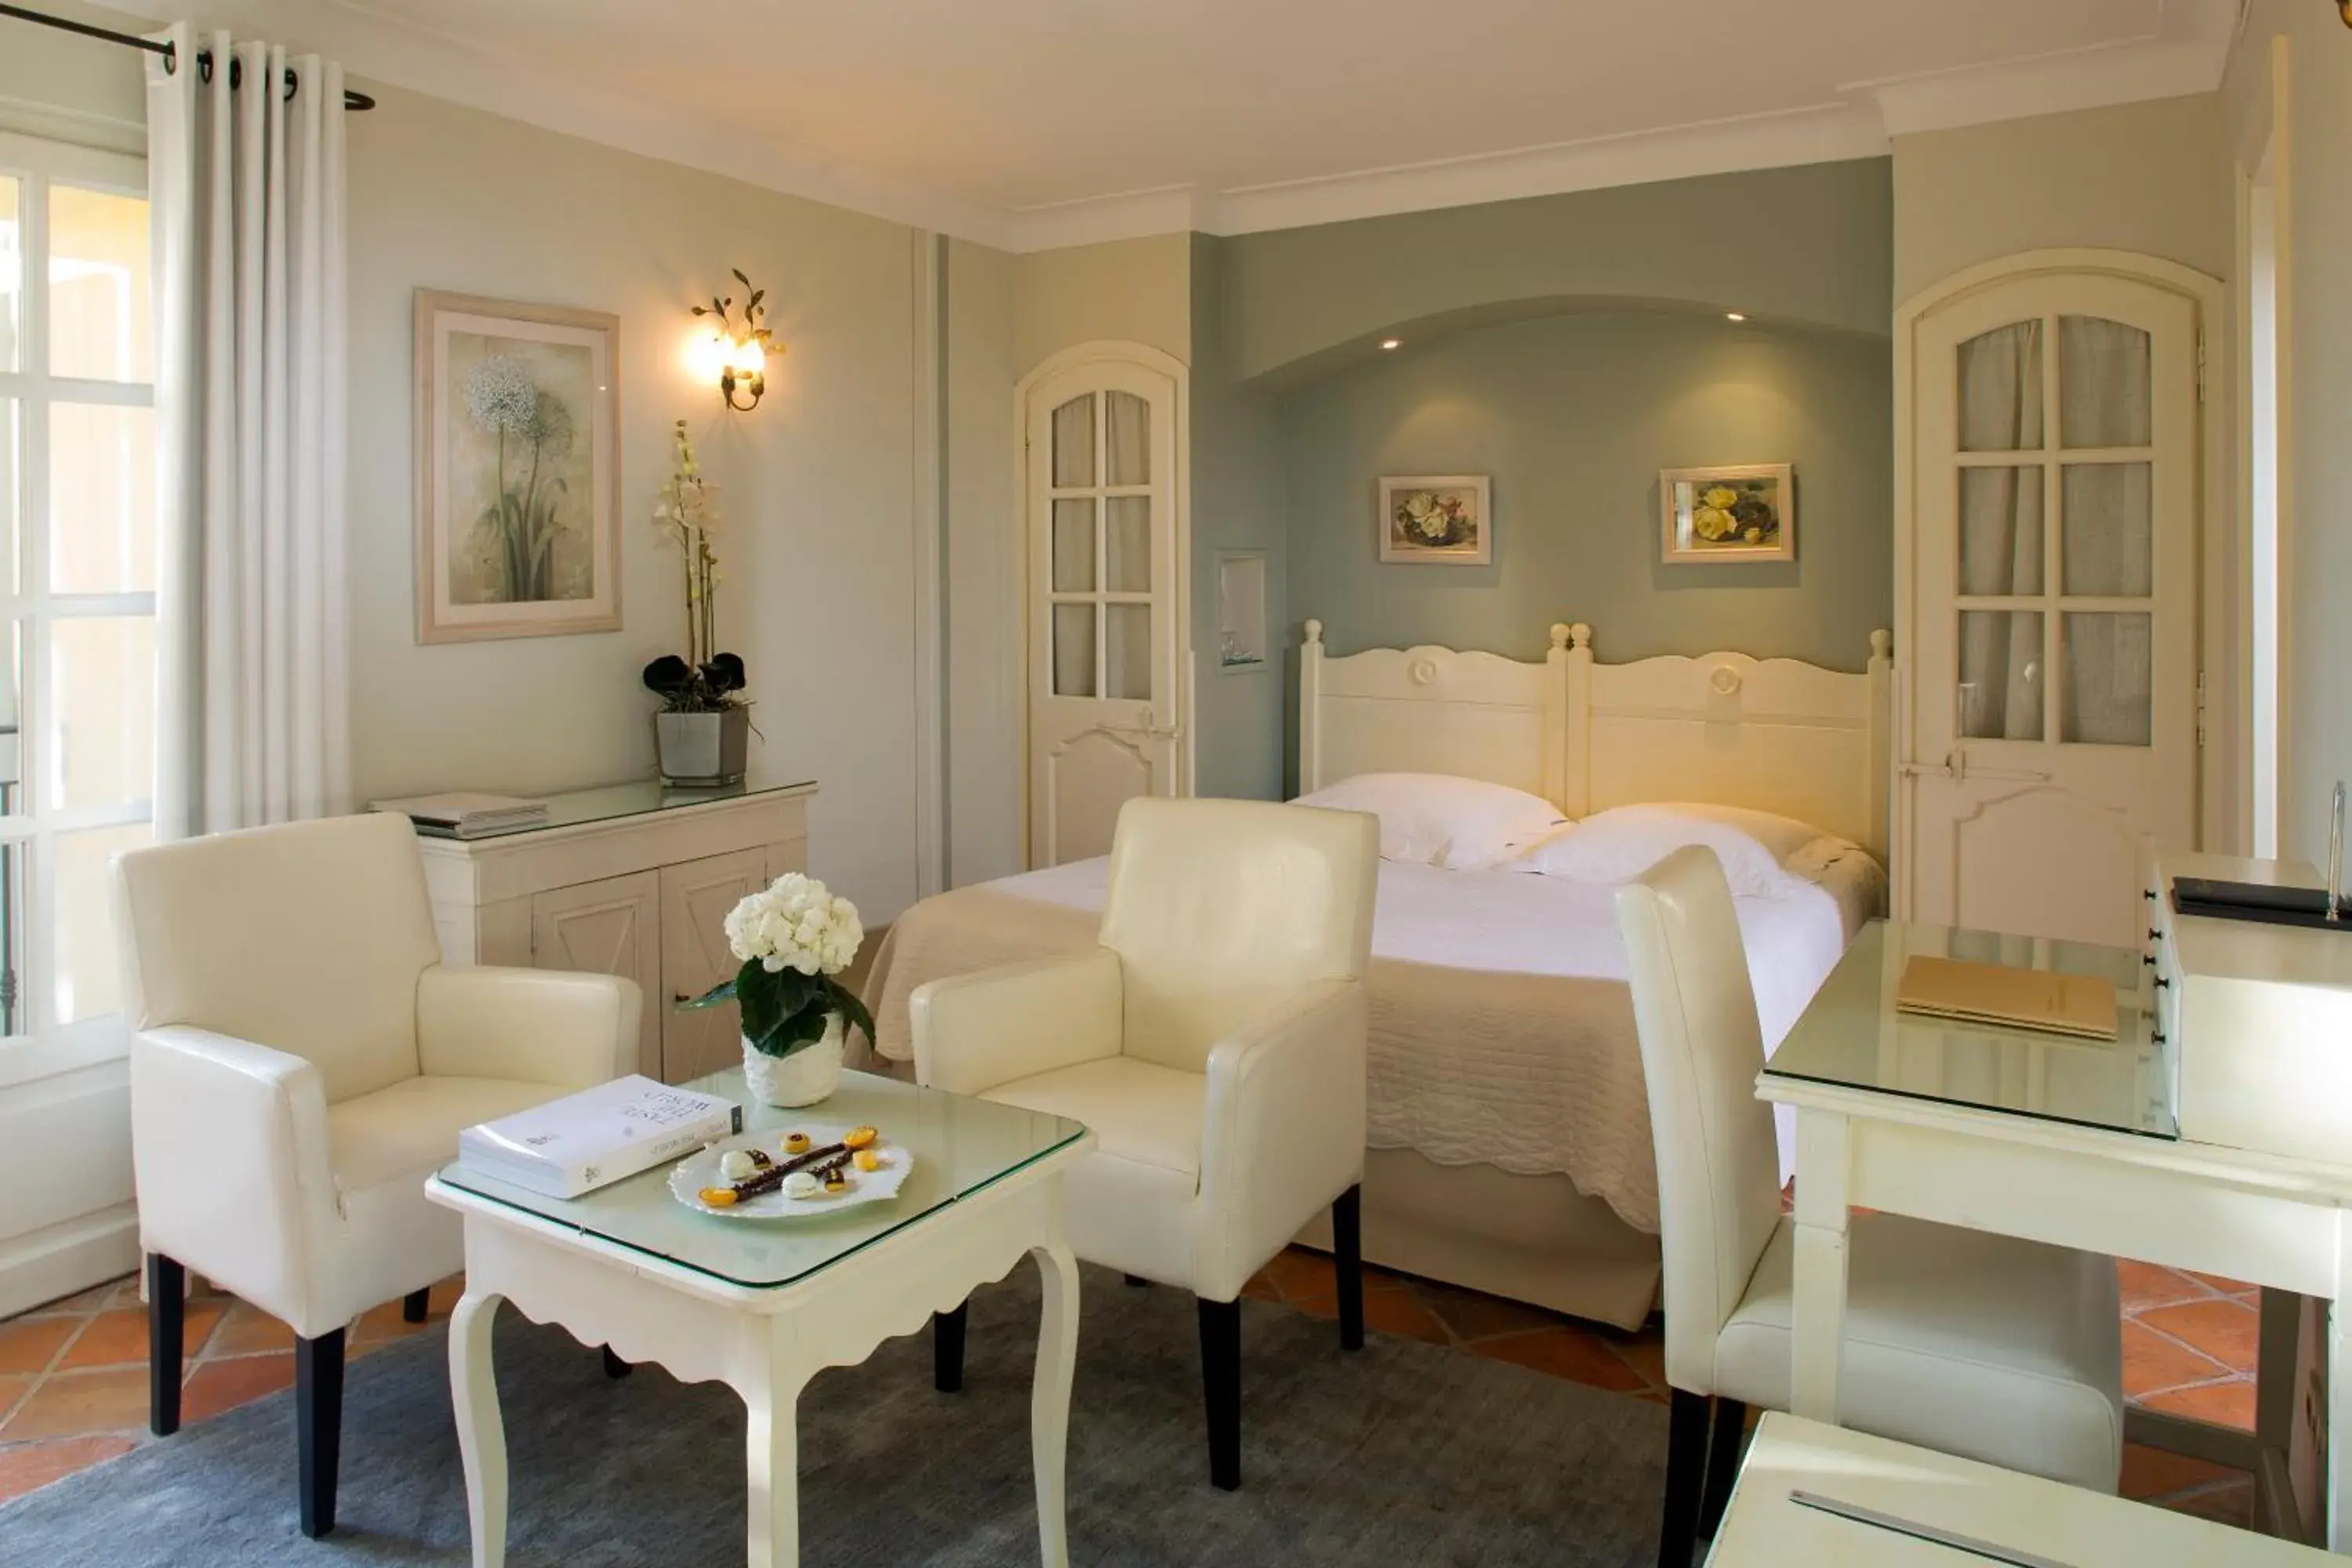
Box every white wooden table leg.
[1789,1107,1853,1425]
[1030,1240,1081,1568]
[2328,1212,2352,1553]
[745,1369,809,1568]
[448,1289,508,1568]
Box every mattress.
[864,846,1883,1234]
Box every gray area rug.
[0,1265,1665,1566]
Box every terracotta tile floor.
[0,1256,2263,1530]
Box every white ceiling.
[109,0,2241,249]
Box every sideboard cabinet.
[412,779,817,1083]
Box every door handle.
[1895,750,2049,785]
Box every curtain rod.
[0,2,378,111]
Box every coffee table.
[424,1068,1093,1567]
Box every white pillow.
[1511,802,1829,896]
[1292,772,1568,869]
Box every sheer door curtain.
[1956,318,2151,744]
[147,24,350,837]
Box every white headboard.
[1298,619,1893,859]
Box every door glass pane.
[0,176,18,372]
[1958,610,2044,740]
[1105,496,1151,593]
[56,822,151,1023]
[2059,316,2151,449]
[1958,466,2043,596]
[50,402,157,593]
[1051,394,1094,489]
[1958,321,2044,452]
[1051,604,1096,698]
[49,184,153,383]
[2062,612,2152,746]
[1105,604,1152,701]
[48,615,155,810]
[1051,499,1095,593]
[2060,463,2151,598]
[1105,390,1150,486]
[0,399,17,595]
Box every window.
[0,134,155,1042]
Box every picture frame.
[1378,475,1491,566]
[415,289,622,644]
[1659,463,1795,564]
[1216,550,1269,673]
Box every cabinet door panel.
[660,848,772,1084]
[528,871,660,1076]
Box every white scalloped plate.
[669,1122,913,1220]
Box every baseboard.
[0,1201,140,1319]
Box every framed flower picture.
[1660,463,1795,564]
[1378,476,1492,565]
[415,290,622,644]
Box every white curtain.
[1955,321,2044,740]
[146,24,350,837]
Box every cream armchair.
[913,797,1377,1490]
[112,811,641,1540]
[1617,848,2123,1568]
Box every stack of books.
[458,1076,742,1198]
[1896,956,2119,1040]
[372,791,550,839]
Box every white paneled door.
[1024,349,1187,867]
[1900,258,2209,947]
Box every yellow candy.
[822,1171,848,1192]
[699,1187,739,1207]
[783,1132,811,1155]
[853,1149,881,1172]
[843,1126,879,1151]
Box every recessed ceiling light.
[1379,338,1402,350]
[1725,312,1747,322]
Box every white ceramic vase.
[742,1012,847,1108]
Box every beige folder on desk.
[1896,956,2119,1040]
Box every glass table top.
[424,775,817,841]
[1762,921,2176,1139]
[434,1069,1088,1289]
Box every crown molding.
[93,0,2237,255]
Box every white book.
[458,1076,742,1199]
[372,792,550,837]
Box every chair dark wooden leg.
[1123,1274,1150,1287]
[401,1287,430,1324]
[933,1302,967,1392]
[602,1347,633,1379]
[1658,1388,1710,1568]
[147,1254,184,1437]
[1198,1296,1242,1491]
[296,1328,346,1539]
[1332,1183,1365,1352]
[1697,1397,1747,1539]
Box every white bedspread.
[866,845,1883,1231]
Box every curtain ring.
[162,40,178,77]
[284,70,299,101]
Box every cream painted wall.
[1892,96,2230,302]
[347,89,927,919]
[0,0,144,152]
[1012,233,1192,377]
[2224,5,2352,866]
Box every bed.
[863,618,1893,1329]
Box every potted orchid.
[684,873,876,1106]
[644,419,750,784]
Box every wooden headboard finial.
[1548,623,1570,650]
[1304,619,1325,645]
[1869,629,1893,661]
[1570,623,1593,651]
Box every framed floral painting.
[415,290,622,643]
[1660,463,1795,564]
[1379,475,1491,566]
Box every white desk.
[1759,916,2352,1551]
[1708,1413,2333,1566]
[424,1069,1092,1568]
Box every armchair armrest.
[910,949,1123,1097]
[416,964,642,1088]
[130,1026,339,1331]
[1196,979,1368,1299]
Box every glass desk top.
[1762,921,2176,1140]
[434,1070,1088,1290]
[416,775,817,842]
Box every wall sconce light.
[690,268,781,412]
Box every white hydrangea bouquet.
[684,873,877,1105]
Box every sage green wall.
[1220,159,1893,382]
[1281,309,1893,788]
